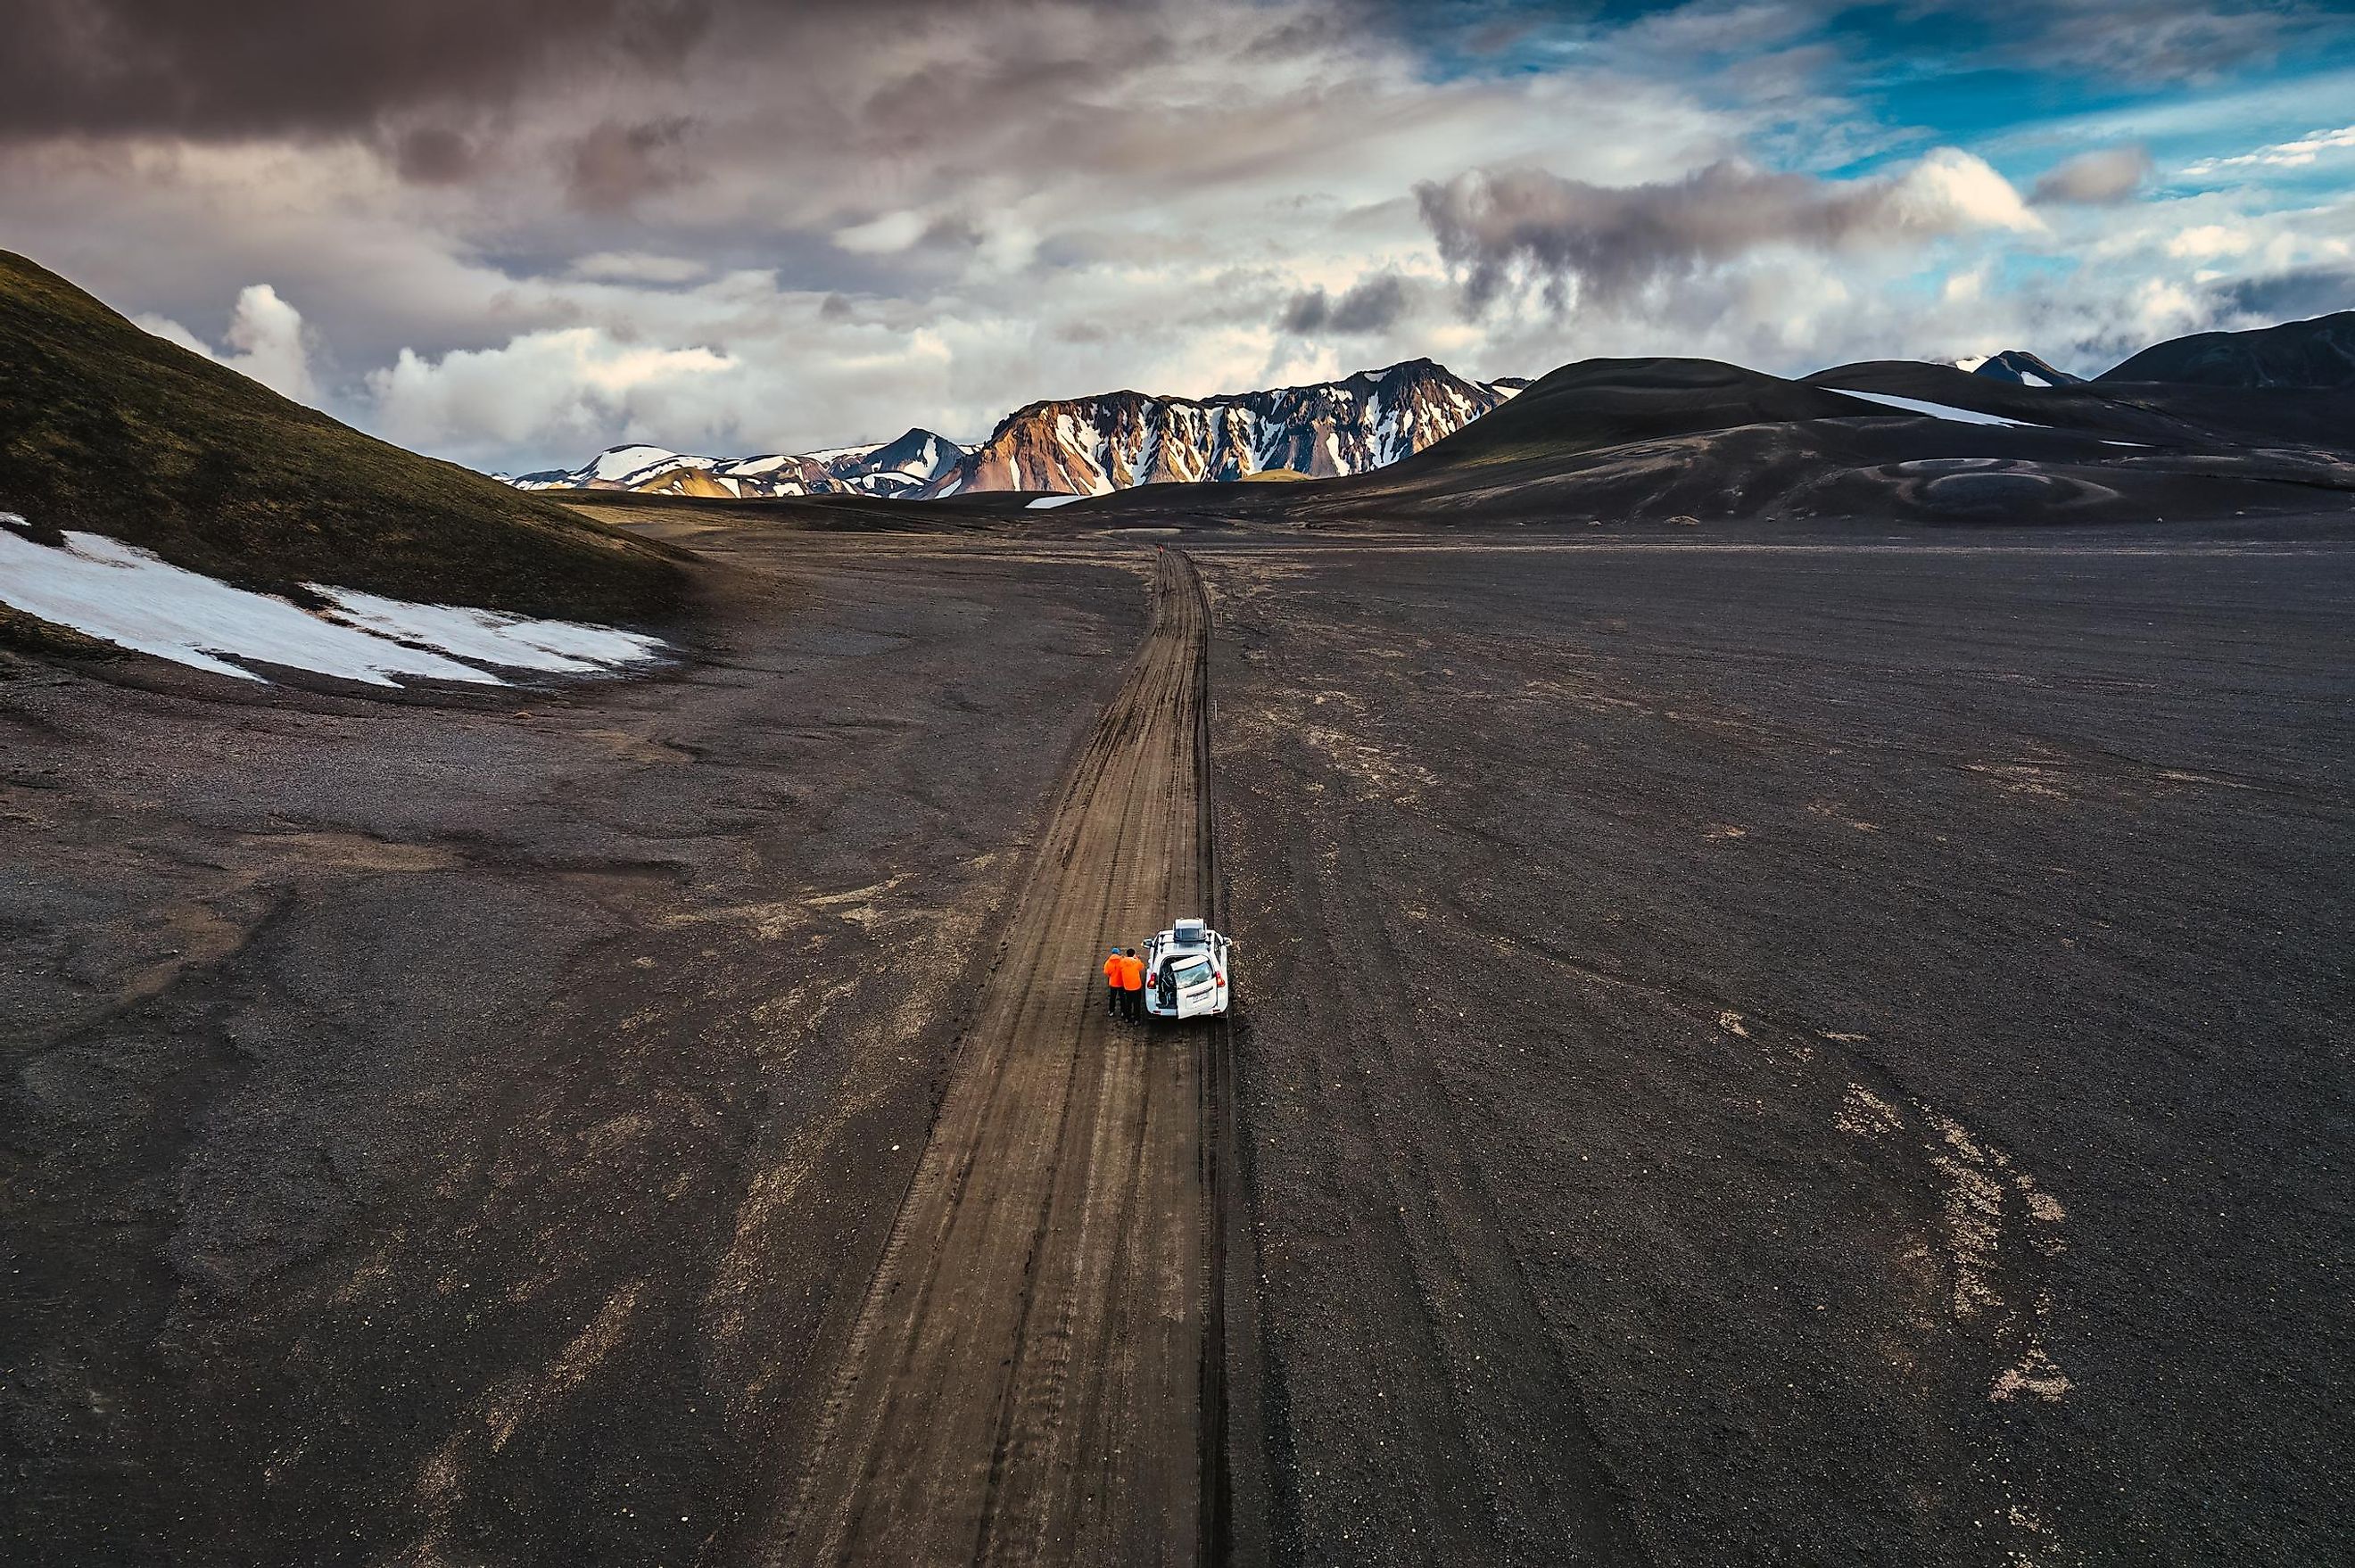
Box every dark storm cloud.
[2003,0,2301,84]
[565,117,699,212]
[390,126,483,186]
[1280,273,1412,334]
[2,0,2333,153]
[1415,156,2023,311]
[2031,146,2153,206]
[2211,266,2355,323]
[0,0,1231,153]
[0,0,718,141]
[0,2,1661,159]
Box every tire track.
[775,550,1221,1566]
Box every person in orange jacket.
[1120,948,1146,1021]
[1103,949,1124,1016]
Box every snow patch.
[0,521,663,688]
[310,587,665,674]
[1827,388,2043,428]
[586,444,685,481]
[1026,493,1089,509]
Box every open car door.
[1167,953,1220,1019]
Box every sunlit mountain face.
[6,0,2348,477]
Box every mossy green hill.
[0,251,682,622]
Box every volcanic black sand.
[1,531,1154,1564]
[5,512,2351,1566]
[1201,533,2351,1566]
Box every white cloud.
[2132,276,2207,337]
[1887,149,2048,235]
[832,211,932,255]
[2184,123,2355,176]
[1417,148,2041,315]
[367,329,740,463]
[2167,223,2253,259]
[136,282,319,405]
[568,252,709,284]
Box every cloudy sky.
[4,0,2351,473]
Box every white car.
[1143,918,1234,1019]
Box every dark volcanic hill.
[2099,309,2355,389]
[0,251,681,621]
[1049,351,2355,531]
[1811,357,2355,450]
[1971,350,2084,385]
[1384,357,1875,462]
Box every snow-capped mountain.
[495,361,1525,503]
[1959,351,2085,387]
[500,428,962,499]
[926,359,1526,497]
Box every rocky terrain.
[926,359,1525,496]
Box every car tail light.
[1213,972,1222,984]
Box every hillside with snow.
[0,250,680,624]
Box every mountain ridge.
[490,313,2355,507]
[2097,309,2355,389]
[505,425,963,499]
[928,358,1523,497]
[1968,350,2086,386]
[501,359,1525,502]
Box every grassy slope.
[0,251,682,622]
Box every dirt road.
[776,548,1227,1566]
